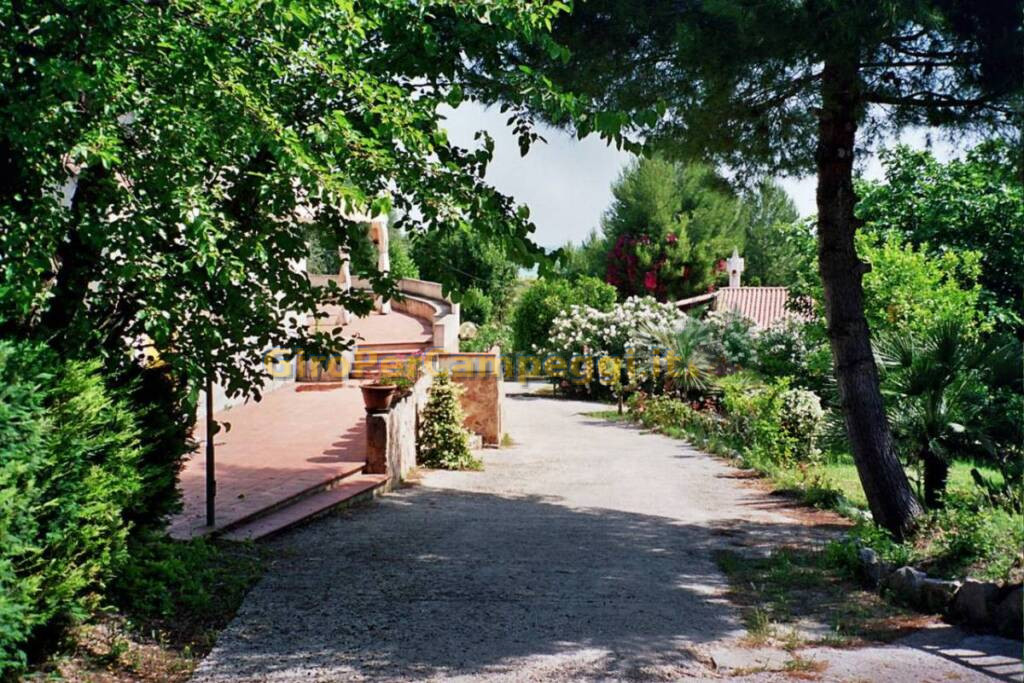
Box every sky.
[440,102,959,251]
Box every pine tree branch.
[864,90,1010,111]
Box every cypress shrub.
[418,372,480,470]
[0,341,142,676]
[115,363,195,531]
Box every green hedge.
[0,342,143,676]
[511,276,616,353]
[717,374,797,469]
[116,363,194,532]
[629,374,825,473]
[457,287,494,325]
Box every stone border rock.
[858,547,1022,640]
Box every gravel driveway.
[192,388,1021,682]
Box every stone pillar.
[365,410,388,474]
[371,218,391,314]
[337,247,352,324]
[364,373,428,483]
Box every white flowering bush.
[779,388,826,461]
[548,297,686,391]
[703,309,757,370]
[751,318,833,393]
[549,296,685,357]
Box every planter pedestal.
[366,412,388,475]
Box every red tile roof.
[676,287,797,330]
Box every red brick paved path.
[170,385,368,539]
[169,310,432,540]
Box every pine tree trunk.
[816,59,923,540]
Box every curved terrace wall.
[325,275,461,353]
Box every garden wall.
[366,348,504,481]
[434,347,503,446]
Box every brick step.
[355,340,431,353]
[219,474,388,541]
[353,351,422,362]
[352,349,424,378]
[294,382,347,392]
[352,364,418,374]
[357,338,431,347]
[352,353,426,365]
[350,367,409,377]
[349,372,417,380]
[214,460,366,537]
[349,370,379,379]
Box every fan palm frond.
[640,319,715,395]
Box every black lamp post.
[205,370,216,528]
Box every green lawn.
[820,455,1004,510]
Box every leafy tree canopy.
[306,222,419,281]
[555,229,608,281]
[410,227,519,315]
[512,276,616,352]
[741,181,803,286]
[559,159,803,297]
[0,0,577,401]
[580,157,747,299]
[798,230,988,342]
[857,141,1024,330]
[527,1,1021,177]
[858,231,987,339]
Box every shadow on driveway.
[195,484,861,681]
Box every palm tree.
[875,321,1019,508]
[970,336,1024,511]
[641,318,715,397]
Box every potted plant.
[361,374,397,412]
[361,354,425,411]
[381,372,415,399]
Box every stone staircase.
[218,463,388,542]
[350,340,431,380]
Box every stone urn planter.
[361,383,397,412]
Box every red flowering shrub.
[606,232,692,300]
